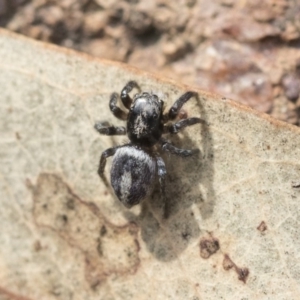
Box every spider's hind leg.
[98,146,118,187]
[156,156,168,218]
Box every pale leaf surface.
[1,29,300,300]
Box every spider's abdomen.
[110,146,156,208]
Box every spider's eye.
[153,113,158,119]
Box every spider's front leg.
[165,91,198,121]
[110,93,128,120]
[94,121,126,135]
[121,81,140,109]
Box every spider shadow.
[121,96,216,262]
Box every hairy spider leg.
[156,156,167,218]
[165,91,198,121]
[94,121,127,135]
[110,92,128,120]
[121,81,140,109]
[159,138,199,157]
[163,117,205,134]
[98,146,119,187]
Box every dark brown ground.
[1,0,300,124]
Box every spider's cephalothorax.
[127,92,164,147]
[95,81,204,213]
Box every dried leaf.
[1,28,300,299]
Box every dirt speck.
[223,254,249,283]
[257,221,268,233]
[200,235,220,259]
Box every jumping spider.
[95,81,204,212]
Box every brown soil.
[1,0,300,124]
